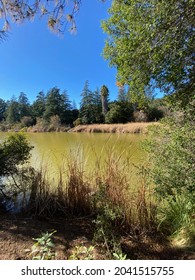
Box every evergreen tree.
[18,92,31,120]
[93,87,103,123]
[80,81,96,124]
[0,98,7,122]
[61,90,73,124]
[100,85,109,115]
[32,91,46,118]
[44,87,65,122]
[5,96,20,123]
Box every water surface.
[0,132,146,181]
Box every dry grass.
[26,146,156,235]
[69,122,158,134]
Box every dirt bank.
[0,213,194,260]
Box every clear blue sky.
[0,0,118,107]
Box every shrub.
[145,120,195,197]
[144,107,195,243]
[147,107,164,121]
[21,116,34,127]
[133,110,148,122]
[0,133,33,177]
[158,191,195,247]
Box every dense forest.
[0,81,166,132]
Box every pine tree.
[32,91,46,118]
[80,81,96,124]
[6,96,20,124]
[18,92,31,120]
[100,85,109,115]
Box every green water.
[0,132,146,181]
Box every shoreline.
[0,122,158,134]
[68,122,158,134]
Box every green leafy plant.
[158,191,195,247]
[68,245,95,260]
[93,182,125,258]
[113,252,128,260]
[30,230,56,260]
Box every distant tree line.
[0,81,166,131]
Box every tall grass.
[26,146,156,235]
[157,191,195,248]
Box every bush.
[133,110,148,122]
[21,116,34,127]
[147,107,164,121]
[158,191,195,247]
[105,102,133,124]
[0,133,33,176]
[145,108,195,244]
[145,119,195,198]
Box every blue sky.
[0,0,118,107]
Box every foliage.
[44,87,66,122]
[18,92,31,119]
[144,98,195,244]
[5,98,20,123]
[100,85,109,115]
[20,116,34,127]
[158,191,195,247]
[146,106,164,122]
[145,118,195,197]
[0,0,82,37]
[105,101,134,124]
[0,98,7,122]
[31,91,46,118]
[49,115,61,130]
[133,110,147,122]
[29,231,56,260]
[102,0,195,108]
[0,133,33,176]
[80,81,103,124]
[68,245,95,260]
[113,252,128,260]
[93,182,124,258]
[73,117,82,127]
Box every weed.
[68,245,95,260]
[113,252,128,260]
[29,230,56,260]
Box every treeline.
[0,81,166,132]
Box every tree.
[5,96,20,123]
[44,87,65,122]
[32,91,46,118]
[80,81,96,124]
[0,98,7,121]
[117,85,127,103]
[100,85,109,115]
[0,133,33,176]
[18,92,31,120]
[0,0,82,39]
[61,90,73,124]
[105,101,133,124]
[102,0,195,109]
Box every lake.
[0,132,146,183]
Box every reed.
[69,122,158,134]
[26,146,156,235]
